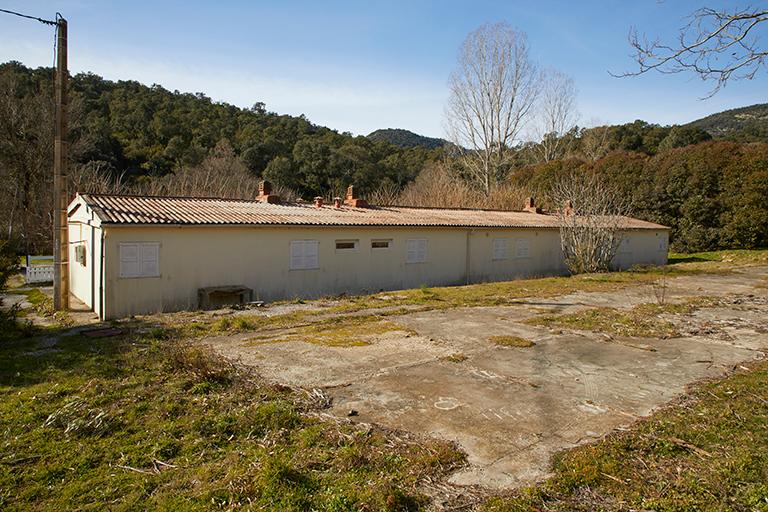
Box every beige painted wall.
[613,230,669,269]
[91,224,668,319]
[68,222,91,307]
[68,201,104,318]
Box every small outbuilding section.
[67,187,669,320]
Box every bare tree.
[0,69,54,254]
[131,141,299,203]
[397,161,528,210]
[398,162,475,208]
[577,119,612,162]
[70,161,128,195]
[618,5,768,96]
[367,181,401,206]
[445,22,541,195]
[532,69,579,163]
[550,172,632,274]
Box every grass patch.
[489,335,535,348]
[525,298,716,339]
[669,248,768,266]
[481,361,768,511]
[246,316,412,347]
[0,327,465,510]
[326,255,736,316]
[527,306,678,339]
[15,288,73,328]
[444,353,469,363]
[17,256,53,265]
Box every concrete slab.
[205,266,768,490]
[209,330,456,388]
[329,330,761,488]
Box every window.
[119,242,160,278]
[290,240,319,270]
[406,239,427,263]
[371,239,392,250]
[492,238,508,260]
[335,240,358,252]
[515,238,530,258]
[75,244,87,266]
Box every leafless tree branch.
[615,5,768,96]
[531,69,579,163]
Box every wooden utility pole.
[53,17,69,310]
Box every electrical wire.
[0,7,57,25]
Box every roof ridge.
[78,193,549,214]
[80,192,263,203]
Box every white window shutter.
[493,238,508,260]
[516,238,530,258]
[406,239,427,263]
[120,243,140,278]
[140,243,160,277]
[417,239,427,262]
[290,240,319,270]
[290,241,304,270]
[406,239,417,263]
[305,241,319,269]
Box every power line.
[0,7,57,26]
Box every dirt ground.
[205,266,768,490]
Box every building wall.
[68,202,104,318]
[68,221,92,307]
[467,229,567,283]
[95,224,668,319]
[613,230,669,269]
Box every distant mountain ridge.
[687,103,768,142]
[367,128,449,149]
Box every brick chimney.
[314,196,323,208]
[257,180,281,204]
[333,197,342,209]
[563,200,574,216]
[523,197,541,214]
[344,185,368,208]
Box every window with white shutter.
[406,239,427,264]
[515,238,530,258]
[492,238,508,260]
[290,240,319,270]
[140,243,159,277]
[119,242,160,278]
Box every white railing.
[25,256,55,284]
[26,265,54,284]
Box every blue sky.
[1,1,765,137]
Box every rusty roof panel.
[77,193,668,230]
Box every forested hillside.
[509,142,768,251]
[687,103,768,142]
[367,128,449,149]
[1,60,766,254]
[0,61,440,193]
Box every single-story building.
[67,184,669,320]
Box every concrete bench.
[197,285,253,310]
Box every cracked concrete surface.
[207,266,768,489]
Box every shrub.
[0,240,24,340]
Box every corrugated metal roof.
[76,193,668,230]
